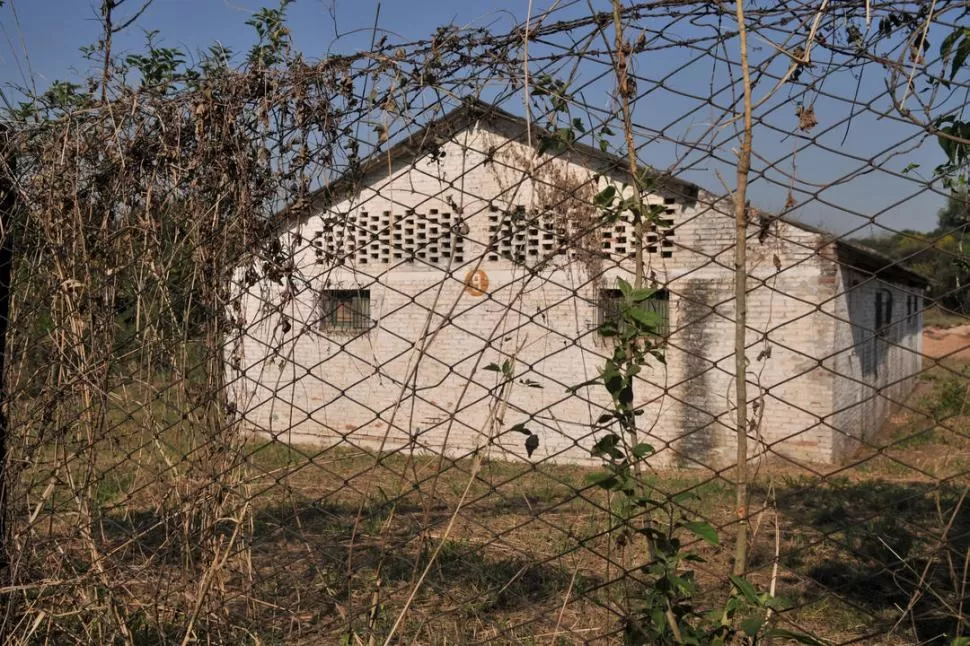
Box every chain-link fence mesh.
[0,1,968,643]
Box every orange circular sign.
[464,269,489,296]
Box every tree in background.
[937,188,970,231]
[855,190,970,315]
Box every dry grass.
[923,307,970,330]
[11,368,968,645]
[4,0,970,642]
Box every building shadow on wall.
[844,283,891,379]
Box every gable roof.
[273,97,927,288]
[273,97,699,231]
[758,211,927,287]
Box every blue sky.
[0,0,540,92]
[0,0,955,236]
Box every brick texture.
[226,118,922,467]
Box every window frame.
[909,293,923,330]
[319,289,372,332]
[597,288,670,339]
[875,288,893,337]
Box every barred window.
[907,294,922,331]
[320,289,371,331]
[875,289,893,335]
[906,294,921,318]
[598,288,669,338]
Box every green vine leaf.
[949,29,970,81]
[594,185,617,207]
[627,305,661,331]
[592,433,624,460]
[630,442,654,459]
[585,470,619,490]
[683,521,719,546]
[729,575,759,604]
[741,616,764,637]
[629,287,657,303]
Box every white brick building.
[227,99,927,466]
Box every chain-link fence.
[0,1,968,643]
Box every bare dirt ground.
[922,324,970,359]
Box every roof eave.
[833,238,930,288]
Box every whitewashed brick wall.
[829,264,923,459]
[226,116,923,467]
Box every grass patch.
[9,373,970,644]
